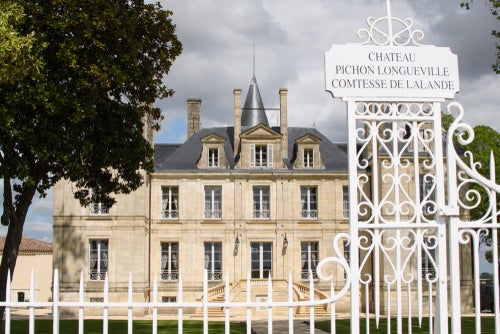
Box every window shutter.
[267,144,273,168]
[250,144,255,168]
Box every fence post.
[52,269,59,334]
[78,271,84,334]
[29,270,35,334]
[152,276,157,334]
[178,273,183,334]
[5,270,11,334]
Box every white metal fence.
[0,259,351,334]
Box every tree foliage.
[461,0,500,74]
[0,0,182,311]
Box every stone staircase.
[194,279,329,318]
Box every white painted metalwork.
[0,264,350,334]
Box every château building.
[52,75,352,315]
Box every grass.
[2,317,497,333]
[314,316,497,333]
[2,320,247,334]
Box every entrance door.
[251,242,272,278]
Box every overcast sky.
[2,0,498,243]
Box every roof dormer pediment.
[240,124,281,140]
[200,133,226,144]
[295,133,322,145]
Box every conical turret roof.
[241,75,269,127]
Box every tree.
[0,0,182,319]
[461,0,500,74]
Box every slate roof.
[154,126,348,173]
[0,237,52,254]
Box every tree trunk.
[0,183,37,324]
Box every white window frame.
[89,190,109,215]
[208,148,219,168]
[89,239,108,281]
[300,186,318,219]
[204,242,222,281]
[253,186,270,219]
[301,241,319,280]
[303,148,314,168]
[161,242,179,281]
[162,186,179,219]
[250,144,273,168]
[204,186,222,219]
[251,242,272,279]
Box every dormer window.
[251,144,273,168]
[208,148,219,168]
[303,148,314,168]
[198,134,228,169]
[293,134,324,170]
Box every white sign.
[325,45,459,99]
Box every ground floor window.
[89,239,108,281]
[204,242,222,281]
[161,242,179,281]
[301,242,318,280]
[251,242,272,279]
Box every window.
[301,186,317,219]
[204,242,222,281]
[419,175,435,215]
[253,186,270,219]
[161,242,179,281]
[304,148,314,168]
[250,144,273,168]
[342,186,349,218]
[162,187,178,219]
[422,238,436,280]
[17,292,25,302]
[204,186,222,219]
[251,242,272,279]
[208,148,219,168]
[90,190,108,215]
[301,242,319,280]
[162,296,177,303]
[89,239,108,281]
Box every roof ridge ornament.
[355,0,426,47]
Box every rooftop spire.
[241,75,269,127]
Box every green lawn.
[314,316,497,333]
[2,317,497,333]
[2,320,247,334]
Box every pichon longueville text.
[325,45,459,99]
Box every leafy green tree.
[0,0,182,318]
[461,0,500,74]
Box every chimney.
[187,99,201,138]
[233,89,242,156]
[279,88,288,159]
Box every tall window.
[419,175,435,216]
[89,239,108,281]
[342,186,349,218]
[90,190,108,215]
[162,187,178,219]
[250,144,273,168]
[303,148,314,168]
[301,242,319,280]
[301,186,317,219]
[251,242,272,279]
[422,238,436,280]
[204,242,222,281]
[205,186,222,219]
[253,186,270,219]
[161,242,179,281]
[208,148,219,168]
